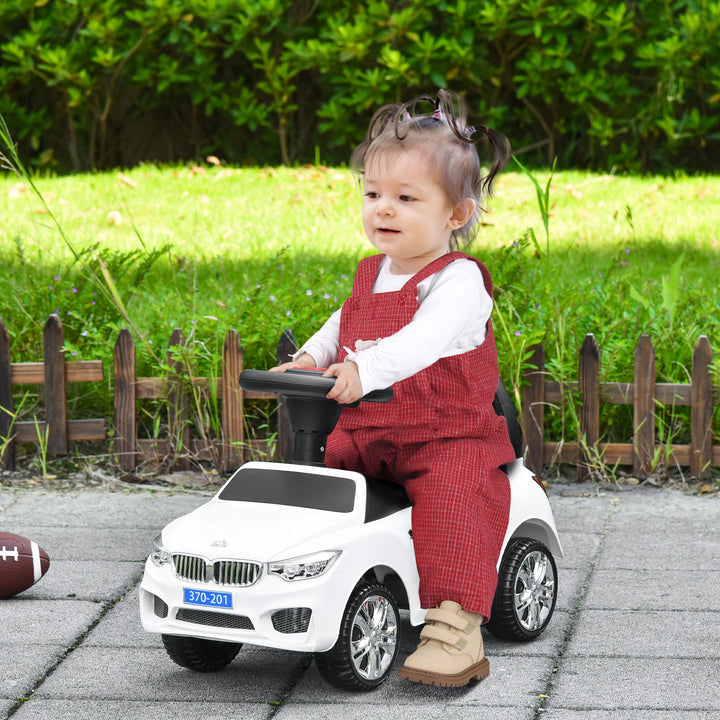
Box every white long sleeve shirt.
[297,255,493,394]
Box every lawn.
[1,161,719,473]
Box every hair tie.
[402,111,411,121]
[464,126,476,139]
[433,107,443,121]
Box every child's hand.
[269,352,316,373]
[324,361,363,404]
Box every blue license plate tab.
[183,587,233,609]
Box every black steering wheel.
[239,368,393,405]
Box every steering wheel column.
[239,368,392,467]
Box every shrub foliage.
[1,0,718,173]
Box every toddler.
[272,89,516,687]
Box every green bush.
[1,0,719,172]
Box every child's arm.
[269,308,342,372]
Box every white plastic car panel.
[140,457,561,654]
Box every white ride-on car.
[139,368,563,691]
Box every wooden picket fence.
[1,316,718,480]
[0,315,296,473]
[112,326,296,472]
[523,333,719,481]
[0,315,106,466]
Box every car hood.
[162,497,362,562]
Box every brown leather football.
[0,532,51,598]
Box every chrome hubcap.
[350,594,398,680]
[514,550,556,632]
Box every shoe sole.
[398,657,490,687]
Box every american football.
[0,532,51,598]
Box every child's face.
[361,147,472,274]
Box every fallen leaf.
[206,155,221,166]
[565,185,583,201]
[9,182,27,199]
[698,484,713,495]
[118,172,138,188]
[107,210,122,226]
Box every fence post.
[633,334,656,478]
[0,318,14,470]
[44,314,67,455]
[167,328,190,470]
[114,329,137,471]
[276,329,298,462]
[221,329,244,473]
[522,343,545,474]
[578,334,600,481]
[690,335,713,479]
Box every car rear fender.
[501,519,563,559]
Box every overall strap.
[402,252,493,298]
[351,252,493,298]
[350,254,385,296]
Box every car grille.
[177,608,254,630]
[213,560,261,586]
[272,608,312,634]
[173,553,208,583]
[153,595,169,619]
[172,554,261,587]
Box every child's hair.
[350,89,511,250]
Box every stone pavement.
[1,481,718,719]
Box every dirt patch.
[1,462,226,496]
[2,457,717,497]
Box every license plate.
[183,588,233,609]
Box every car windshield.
[218,467,356,513]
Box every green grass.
[1,161,719,468]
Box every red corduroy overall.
[325,252,516,619]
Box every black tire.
[315,579,402,691]
[486,538,558,641]
[161,634,242,672]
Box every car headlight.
[151,535,172,567]
[268,551,341,581]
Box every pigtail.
[350,101,414,169]
[408,90,512,193]
[473,124,512,197]
[433,89,473,145]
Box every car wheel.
[315,579,401,691]
[487,538,557,641]
[161,634,242,672]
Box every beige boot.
[398,600,489,687]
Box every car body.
[140,369,563,689]
[139,456,562,655]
